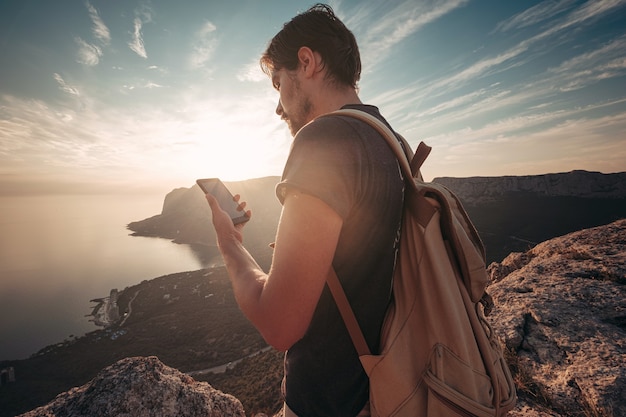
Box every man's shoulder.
[297,113,355,139]
[297,106,381,141]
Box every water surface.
[0,194,208,361]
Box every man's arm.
[206,188,343,351]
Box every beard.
[282,78,313,136]
[285,97,312,136]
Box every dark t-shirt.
[276,105,405,417]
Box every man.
[205,4,405,416]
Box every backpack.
[324,109,517,417]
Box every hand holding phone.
[196,178,250,225]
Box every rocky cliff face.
[488,219,626,416]
[18,356,246,417]
[127,177,281,269]
[434,170,626,204]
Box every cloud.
[128,17,147,58]
[237,59,266,82]
[567,0,626,25]
[75,2,110,66]
[85,1,111,45]
[492,0,576,33]
[373,0,626,119]
[0,92,156,186]
[351,0,469,67]
[548,35,626,91]
[0,76,287,189]
[419,108,626,179]
[122,81,163,91]
[127,4,154,59]
[189,21,218,69]
[440,44,529,91]
[361,2,626,180]
[75,36,103,66]
[431,0,626,92]
[525,0,626,46]
[53,74,80,96]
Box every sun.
[124,91,291,189]
[160,112,291,185]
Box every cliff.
[435,171,626,262]
[434,170,626,205]
[127,176,282,269]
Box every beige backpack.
[325,109,517,417]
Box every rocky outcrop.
[487,219,626,416]
[18,356,245,417]
[434,170,626,204]
[127,177,281,268]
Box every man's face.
[271,68,312,136]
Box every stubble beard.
[287,97,312,136]
[285,77,313,137]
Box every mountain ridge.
[127,170,626,264]
[434,170,626,204]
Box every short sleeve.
[276,116,365,219]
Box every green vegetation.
[0,265,271,417]
[197,349,285,416]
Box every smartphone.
[196,178,250,225]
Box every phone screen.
[196,178,250,225]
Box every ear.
[297,47,321,78]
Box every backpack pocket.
[424,344,495,417]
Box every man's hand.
[205,193,251,245]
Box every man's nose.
[276,100,283,116]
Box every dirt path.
[119,290,140,327]
[187,345,273,376]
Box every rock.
[18,356,245,417]
[487,219,626,416]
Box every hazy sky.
[1,0,625,195]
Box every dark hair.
[260,3,361,89]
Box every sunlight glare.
[163,102,290,183]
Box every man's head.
[260,3,361,90]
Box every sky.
[1,0,625,196]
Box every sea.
[0,193,211,361]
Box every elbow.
[266,339,291,353]
[260,326,305,352]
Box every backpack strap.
[320,108,434,360]
[331,109,415,180]
[329,109,436,227]
[411,141,432,177]
[327,269,372,357]
[330,109,432,179]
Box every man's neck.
[310,87,363,119]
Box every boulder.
[19,356,245,417]
[488,219,626,416]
